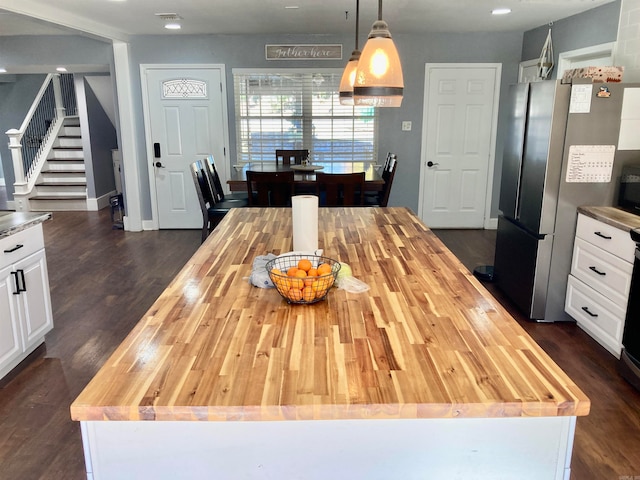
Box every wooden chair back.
[190,160,216,242]
[379,154,398,207]
[246,170,295,206]
[276,149,309,165]
[315,172,365,206]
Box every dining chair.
[365,154,397,207]
[190,160,245,243]
[246,170,295,206]
[275,149,309,166]
[204,155,249,203]
[315,172,365,207]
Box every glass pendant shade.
[339,50,361,105]
[353,19,404,107]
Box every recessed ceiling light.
[284,5,299,9]
[0,68,7,73]
[164,22,181,30]
[56,67,67,72]
[492,8,511,15]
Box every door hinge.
[220,83,223,92]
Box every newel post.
[52,73,66,119]
[6,129,27,192]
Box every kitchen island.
[71,207,589,479]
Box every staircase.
[29,117,88,211]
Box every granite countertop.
[577,206,640,232]
[0,211,52,238]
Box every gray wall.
[521,0,621,63]
[0,35,112,67]
[0,2,622,221]
[129,31,523,219]
[81,75,118,198]
[0,74,47,191]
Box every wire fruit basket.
[266,254,341,304]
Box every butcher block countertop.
[578,206,640,232]
[70,207,590,422]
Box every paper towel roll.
[292,195,318,252]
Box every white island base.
[80,416,576,480]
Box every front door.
[419,64,500,228]
[143,66,228,229]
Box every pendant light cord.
[378,0,382,21]
[355,0,360,50]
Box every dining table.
[70,207,589,480]
[227,161,384,193]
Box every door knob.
[155,161,165,168]
[427,161,439,167]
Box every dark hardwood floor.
[0,213,639,479]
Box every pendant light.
[353,0,403,107]
[339,0,361,105]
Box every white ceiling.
[0,0,617,40]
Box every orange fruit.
[317,263,332,276]
[303,276,315,287]
[271,268,283,276]
[307,267,318,277]
[288,288,303,302]
[294,269,307,279]
[302,286,315,302]
[297,258,312,272]
[290,277,304,290]
[287,267,299,277]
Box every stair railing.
[6,73,76,199]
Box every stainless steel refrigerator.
[494,80,640,322]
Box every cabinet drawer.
[0,224,45,269]
[575,214,635,263]
[571,237,633,308]
[565,275,626,358]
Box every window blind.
[233,69,378,164]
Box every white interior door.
[143,66,228,229]
[419,64,500,229]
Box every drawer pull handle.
[594,231,612,240]
[589,266,606,276]
[4,244,24,253]
[581,306,598,318]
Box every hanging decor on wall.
[537,25,554,80]
[265,44,342,60]
[353,0,404,107]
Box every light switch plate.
[402,121,412,131]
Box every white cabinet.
[0,223,53,380]
[565,213,635,358]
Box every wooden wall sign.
[265,44,342,60]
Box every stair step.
[31,194,86,200]
[54,137,83,148]
[36,181,87,186]
[44,162,85,172]
[48,150,84,160]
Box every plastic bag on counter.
[248,253,277,288]
[335,262,370,294]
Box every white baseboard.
[142,219,156,231]
[484,217,498,230]
[7,200,15,210]
[88,191,117,211]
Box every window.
[233,69,378,164]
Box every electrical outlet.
[402,121,412,131]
